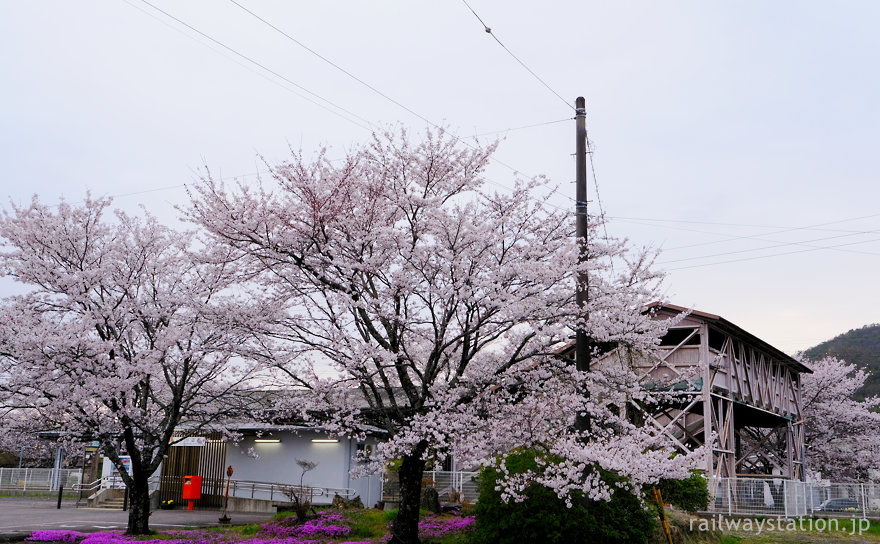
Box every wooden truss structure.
[597,304,811,483]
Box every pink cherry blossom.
[188,128,701,544]
[0,196,266,534]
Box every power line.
[469,118,572,138]
[101,176,880,268]
[611,212,880,232]
[129,2,600,241]
[459,0,573,112]
[227,0,437,130]
[222,0,567,183]
[457,2,610,246]
[454,2,609,246]
[111,184,188,199]
[617,218,866,255]
[664,236,880,271]
[120,0,328,115]
[455,0,617,264]
[583,126,611,247]
[135,0,375,132]
[656,229,880,265]
[613,212,880,253]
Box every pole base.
[218,516,231,524]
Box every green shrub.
[651,471,709,512]
[471,449,656,544]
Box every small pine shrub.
[471,449,656,544]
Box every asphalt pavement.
[0,497,275,540]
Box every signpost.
[219,465,233,524]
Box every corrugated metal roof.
[644,302,812,374]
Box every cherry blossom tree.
[800,355,880,481]
[0,197,264,534]
[188,128,700,544]
[0,421,58,468]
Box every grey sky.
[2,1,878,353]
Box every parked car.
[814,498,861,513]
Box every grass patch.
[712,516,880,543]
[0,491,77,498]
[865,519,880,536]
[209,523,261,537]
[344,509,396,539]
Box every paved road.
[0,497,275,540]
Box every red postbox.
[182,475,202,510]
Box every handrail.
[71,478,104,493]
[72,474,160,493]
[75,474,355,503]
[219,477,355,502]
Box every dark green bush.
[651,470,709,512]
[471,449,656,544]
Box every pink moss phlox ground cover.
[165,530,227,540]
[27,531,86,542]
[236,539,319,544]
[80,533,131,544]
[27,532,325,544]
[417,515,476,539]
[260,512,351,540]
[26,511,473,544]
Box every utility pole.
[574,96,590,434]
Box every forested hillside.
[803,324,880,399]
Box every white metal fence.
[383,470,480,505]
[710,477,880,518]
[70,474,353,506]
[218,478,355,505]
[425,471,480,503]
[0,468,81,492]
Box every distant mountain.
[802,324,880,399]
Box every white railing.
[710,477,880,518]
[0,468,81,492]
[223,478,355,505]
[72,474,161,494]
[72,474,348,506]
[425,471,480,504]
[383,470,480,504]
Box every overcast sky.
[2,1,878,354]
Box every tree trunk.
[126,471,152,535]
[389,442,428,544]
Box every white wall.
[224,430,383,507]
